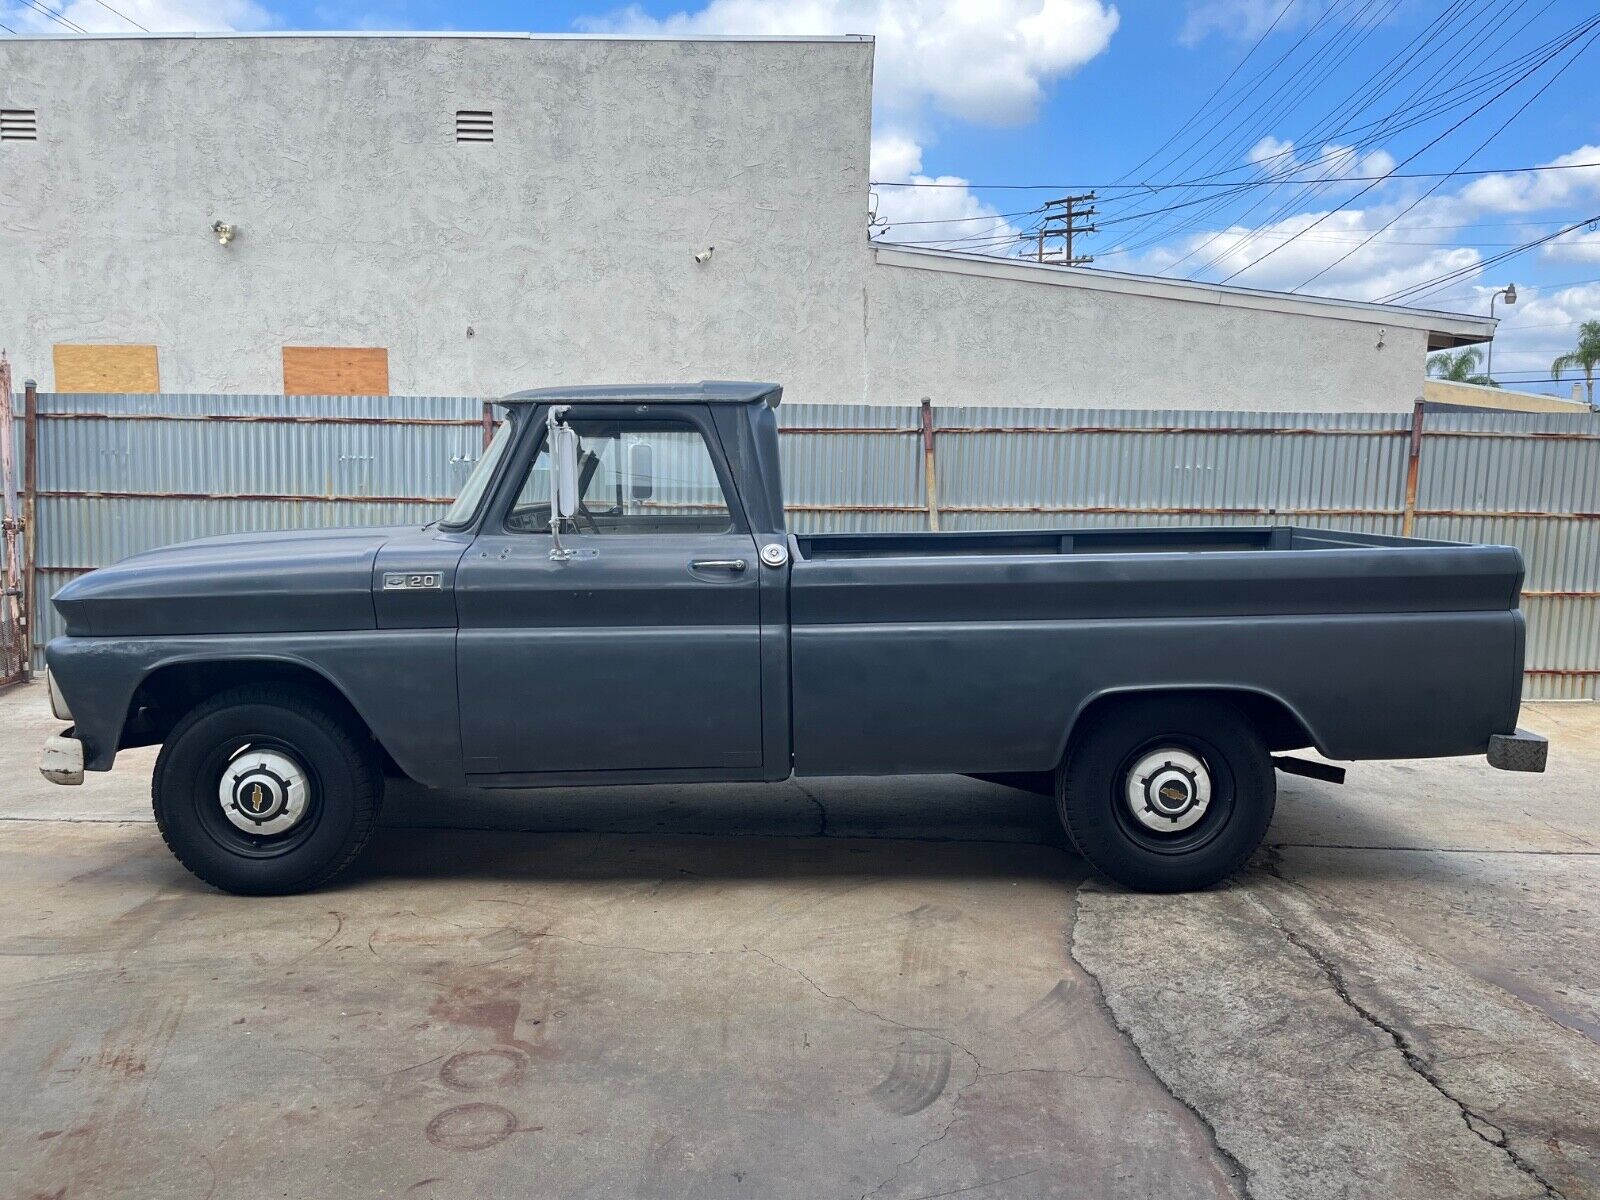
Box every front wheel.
[152,686,384,895]
[1057,697,1275,893]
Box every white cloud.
[1247,135,1297,179]
[1180,0,1315,46]
[311,3,414,30]
[869,133,1023,252]
[1458,145,1600,215]
[1132,203,1481,302]
[583,0,1117,261]
[1114,136,1600,312]
[582,0,1119,126]
[870,131,924,181]
[1246,135,1395,184]
[1541,226,1600,265]
[1,0,271,33]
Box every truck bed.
[786,523,1527,777]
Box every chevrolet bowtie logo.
[249,783,267,812]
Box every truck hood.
[52,526,413,636]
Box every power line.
[868,158,1600,191]
[1127,0,1404,220]
[871,207,1044,229]
[1095,0,1480,252]
[1401,275,1600,310]
[1105,0,1302,193]
[1292,16,1599,292]
[1217,14,1600,285]
[12,0,88,34]
[1102,2,1571,260]
[1444,376,1593,386]
[1177,5,1561,272]
[1099,233,1554,252]
[85,0,150,32]
[1100,0,1371,222]
[1068,153,1594,234]
[1124,0,1536,268]
[1497,318,1598,332]
[1380,212,1600,304]
[880,214,1600,256]
[1162,1,1570,272]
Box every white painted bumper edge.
[46,670,73,722]
[40,733,85,786]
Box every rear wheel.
[152,686,383,895]
[1057,696,1274,892]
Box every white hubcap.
[219,748,309,836]
[1125,747,1212,833]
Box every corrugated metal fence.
[16,390,1600,700]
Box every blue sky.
[6,0,1599,394]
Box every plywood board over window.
[53,344,160,393]
[282,347,390,396]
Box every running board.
[1272,755,1346,785]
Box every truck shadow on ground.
[336,774,1413,888]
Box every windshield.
[441,416,513,527]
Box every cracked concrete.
[1067,904,1254,1198]
[1068,699,1600,1200]
[2,683,1598,1199]
[1250,888,1568,1198]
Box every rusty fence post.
[22,378,37,680]
[1401,397,1425,537]
[481,399,495,450]
[920,396,940,531]
[0,354,22,689]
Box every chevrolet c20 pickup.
[40,381,1547,896]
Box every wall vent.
[455,110,493,144]
[1,110,38,142]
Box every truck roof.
[502,381,782,407]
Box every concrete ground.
[1,683,1597,1200]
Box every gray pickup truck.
[41,381,1545,896]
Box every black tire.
[152,685,384,895]
[1057,696,1274,893]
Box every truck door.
[454,405,765,779]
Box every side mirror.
[546,405,585,562]
[551,422,580,520]
[628,440,654,501]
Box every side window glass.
[505,420,734,534]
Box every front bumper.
[1487,729,1547,773]
[40,731,85,786]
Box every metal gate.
[0,355,28,691]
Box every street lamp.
[1487,284,1516,385]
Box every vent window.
[455,110,492,144]
[1,109,37,142]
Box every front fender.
[45,631,463,787]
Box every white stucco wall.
[0,34,873,401]
[864,249,1441,412]
[0,35,1489,410]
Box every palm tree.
[1551,320,1600,409]
[1428,346,1494,386]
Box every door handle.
[690,558,748,572]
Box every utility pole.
[1026,193,1097,266]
